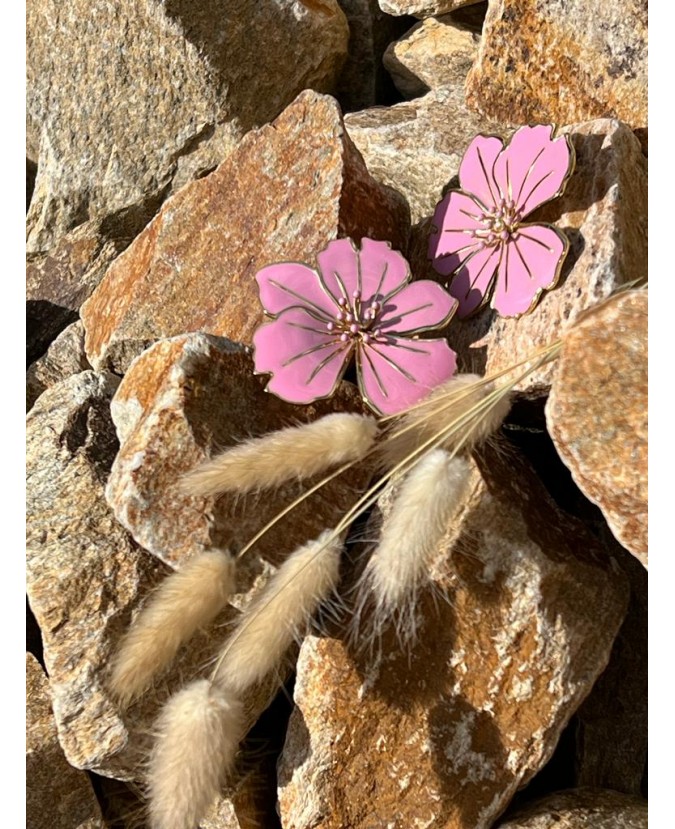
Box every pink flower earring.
[428,125,575,318]
[252,238,458,415]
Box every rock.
[466,0,647,134]
[26,204,162,365]
[25,371,246,779]
[345,85,509,224]
[106,334,372,585]
[81,91,410,373]
[545,292,647,565]
[495,788,648,828]
[27,0,349,252]
[27,321,91,410]
[278,446,629,829]
[421,119,647,393]
[26,654,105,829]
[383,16,480,98]
[379,0,484,17]
[336,0,410,111]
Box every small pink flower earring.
[428,125,575,318]
[253,238,458,415]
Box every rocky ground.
[26,1,647,827]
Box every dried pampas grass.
[213,531,342,692]
[110,550,235,705]
[181,413,377,497]
[148,680,244,829]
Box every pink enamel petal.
[458,135,504,211]
[358,238,411,301]
[358,337,457,416]
[493,125,572,217]
[316,238,361,303]
[377,280,457,335]
[447,244,502,318]
[492,225,567,317]
[256,262,337,319]
[429,191,486,261]
[253,307,350,404]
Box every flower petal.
[256,262,337,319]
[315,238,361,303]
[492,225,568,317]
[377,280,457,335]
[493,125,573,217]
[447,244,503,318]
[358,337,457,416]
[253,307,351,404]
[428,191,486,263]
[357,238,411,300]
[458,135,504,212]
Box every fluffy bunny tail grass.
[379,373,511,471]
[213,531,342,693]
[148,680,244,829]
[110,550,236,706]
[181,413,378,498]
[355,450,472,646]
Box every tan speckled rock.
[383,16,480,98]
[27,0,349,251]
[379,0,484,17]
[81,91,409,373]
[27,321,91,410]
[546,292,647,566]
[467,0,647,134]
[26,654,105,829]
[106,333,371,584]
[278,448,629,829]
[496,788,648,828]
[345,86,509,224]
[420,119,647,392]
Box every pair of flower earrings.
[254,124,575,415]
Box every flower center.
[325,292,384,344]
[471,199,522,248]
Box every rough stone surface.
[546,292,647,565]
[278,447,629,829]
[81,91,410,373]
[496,788,648,828]
[467,0,647,134]
[27,0,349,251]
[418,119,647,392]
[379,0,483,17]
[106,334,371,586]
[26,654,105,829]
[345,85,509,223]
[27,321,91,410]
[383,16,480,98]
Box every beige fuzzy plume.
[181,413,377,497]
[148,679,244,829]
[380,373,511,471]
[110,550,236,705]
[357,450,472,643]
[213,531,342,692]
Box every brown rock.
[278,447,629,829]
[345,85,509,224]
[81,91,410,373]
[27,0,349,251]
[420,119,647,392]
[545,292,647,566]
[379,0,484,17]
[496,788,648,828]
[27,321,91,410]
[106,334,372,584]
[26,654,105,829]
[383,16,480,98]
[466,0,647,133]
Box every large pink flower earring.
[428,125,575,318]
[252,238,459,416]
